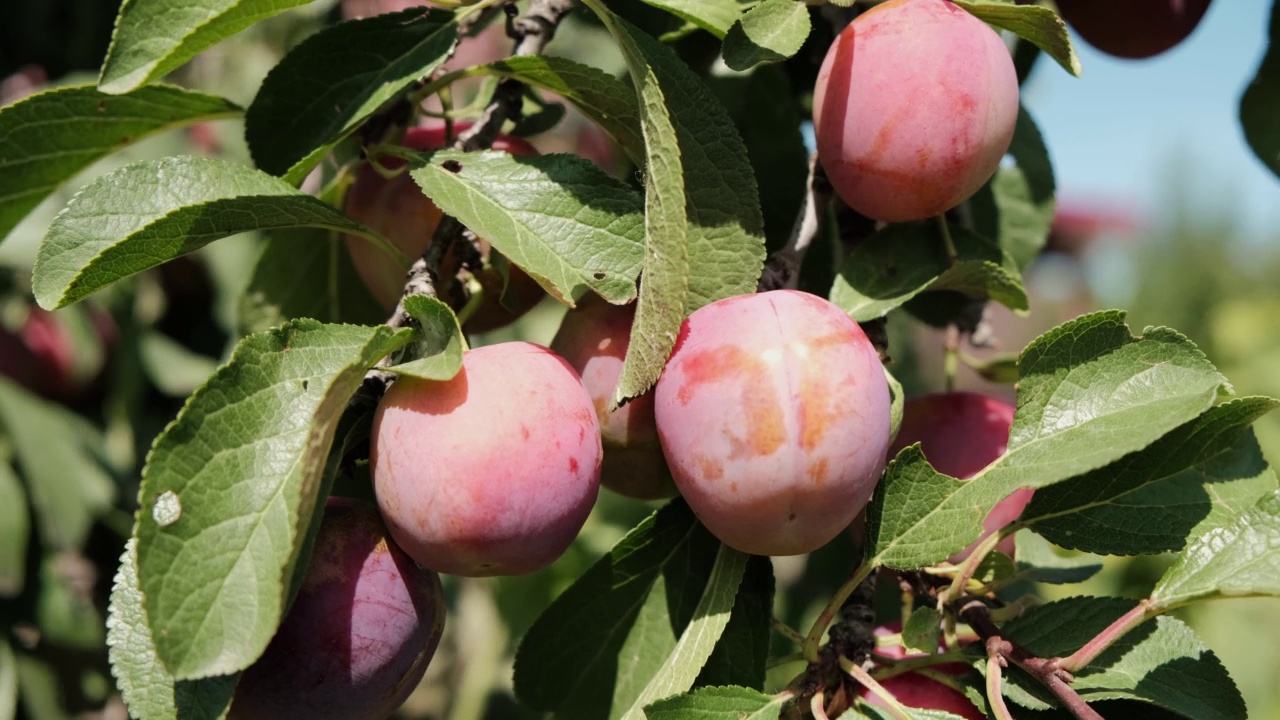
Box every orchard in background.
[0,0,1278,719]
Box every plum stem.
[960,601,1105,720]
[841,657,913,720]
[869,649,971,681]
[985,642,1016,720]
[810,690,832,720]
[802,561,872,662]
[772,617,808,646]
[1057,598,1160,673]
[938,528,1003,609]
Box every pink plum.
[550,294,676,500]
[1055,0,1212,60]
[654,291,891,556]
[230,498,444,720]
[372,342,602,576]
[888,392,1033,560]
[813,0,1019,222]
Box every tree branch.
[385,0,576,332]
[758,153,831,292]
[960,602,1104,720]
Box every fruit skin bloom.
[654,291,891,557]
[813,0,1019,222]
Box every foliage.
[0,0,1278,719]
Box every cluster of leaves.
[0,0,1278,719]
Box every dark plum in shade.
[229,498,445,720]
[1055,0,1212,60]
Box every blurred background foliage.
[1,0,1278,718]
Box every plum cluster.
[239,2,1075,714]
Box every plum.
[813,0,1019,222]
[1055,0,1212,59]
[343,124,544,332]
[888,392,1032,560]
[229,498,444,720]
[654,290,891,556]
[862,623,982,720]
[372,342,602,576]
[550,294,676,500]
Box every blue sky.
[1022,0,1279,242]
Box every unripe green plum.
[344,125,544,332]
[813,0,1019,222]
[888,392,1032,560]
[230,498,444,720]
[550,294,676,500]
[654,291,891,556]
[1055,0,1212,59]
[372,342,602,576]
[863,623,982,720]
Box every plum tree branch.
[758,153,831,292]
[1057,598,1160,672]
[960,601,1104,720]
[385,0,576,332]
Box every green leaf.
[245,8,457,182]
[0,636,15,720]
[139,331,220,396]
[829,222,1026,322]
[868,312,1228,568]
[885,366,904,446]
[1241,0,1280,178]
[695,555,775,690]
[134,320,411,679]
[902,607,943,655]
[960,351,1020,384]
[636,0,745,37]
[969,106,1056,272]
[480,56,645,165]
[952,0,1081,77]
[97,0,318,93]
[107,540,237,720]
[580,3,766,405]
[0,379,116,551]
[410,149,646,304]
[722,0,811,71]
[513,500,733,720]
[35,553,103,650]
[1001,597,1246,720]
[619,545,748,720]
[386,295,465,381]
[1151,490,1280,610]
[0,462,28,598]
[240,228,387,335]
[644,686,788,720]
[1022,397,1279,555]
[32,156,377,310]
[708,65,809,254]
[0,83,240,241]
[1012,532,1103,585]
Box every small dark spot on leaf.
[443,159,463,173]
[592,272,607,281]
[301,380,309,391]
[96,100,106,112]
